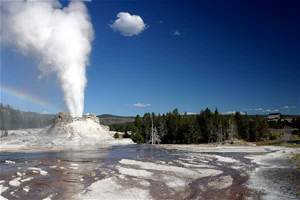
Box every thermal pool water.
[0,144,299,200]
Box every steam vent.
[55,112,100,124]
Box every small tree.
[123,131,130,138]
[149,127,161,144]
[113,132,119,139]
[0,129,8,138]
[228,118,237,143]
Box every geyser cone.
[50,113,112,141]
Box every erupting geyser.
[0,1,135,149]
[1,0,94,117]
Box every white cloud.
[186,112,196,115]
[283,105,296,109]
[133,103,151,108]
[180,112,197,115]
[224,111,236,115]
[245,107,282,113]
[110,12,147,37]
[223,111,246,115]
[262,109,279,113]
[173,30,181,36]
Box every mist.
[1,0,94,117]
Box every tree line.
[110,108,300,144]
[0,104,55,130]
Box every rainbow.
[0,84,52,108]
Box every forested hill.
[0,104,55,130]
[97,114,134,125]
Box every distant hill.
[97,114,134,125]
[0,104,55,130]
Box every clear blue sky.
[1,0,299,116]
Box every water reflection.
[0,145,177,199]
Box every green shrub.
[113,132,119,139]
[269,131,283,140]
[123,131,130,138]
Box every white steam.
[1,0,94,117]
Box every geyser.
[49,112,114,141]
[1,0,94,117]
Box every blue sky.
[1,0,299,116]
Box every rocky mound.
[48,112,113,140]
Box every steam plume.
[1,0,94,117]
